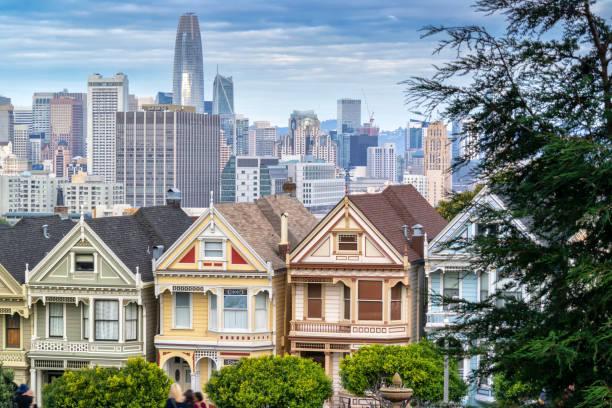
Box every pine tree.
[403,1,611,406]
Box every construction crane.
[361,88,375,125]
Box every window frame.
[343,285,350,321]
[337,233,359,252]
[48,303,64,338]
[307,283,323,319]
[74,253,95,272]
[390,284,403,321]
[254,292,268,330]
[94,300,119,341]
[223,289,248,330]
[5,314,20,348]
[203,240,224,259]
[443,271,460,311]
[125,303,138,341]
[82,303,89,339]
[357,280,383,321]
[173,292,192,330]
[209,293,218,330]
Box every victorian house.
[153,195,316,393]
[426,188,534,406]
[287,185,447,406]
[24,202,192,402]
[0,216,74,385]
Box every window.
[307,284,322,319]
[255,292,267,330]
[338,234,358,251]
[343,285,350,320]
[204,241,223,258]
[224,289,247,329]
[391,284,402,321]
[209,294,218,329]
[480,272,489,301]
[358,281,382,320]
[83,304,89,339]
[49,303,64,337]
[125,303,138,341]
[224,359,240,366]
[95,300,119,340]
[443,272,460,311]
[174,293,191,329]
[496,291,522,308]
[75,254,94,272]
[5,314,20,348]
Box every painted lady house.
[287,185,448,406]
[153,195,316,393]
[24,200,192,402]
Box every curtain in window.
[254,292,267,330]
[49,303,64,337]
[95,300,119,340]
[175,293,191,328]
[358,280,382,320]
[209,294,218,329]
[224,289,247,329]
[83,304,89,339]
[443,271,460,311]
[125,303,138,341]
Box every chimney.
[282,177,297,198]
[166,188,181,208]
[279,212,289,260]
[411,224,425,258]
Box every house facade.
[426,189,533,406]
[25,204,192,402]
[154,195,316,393]
[288,185,447,406]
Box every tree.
[493,373,540,407]
[0,365,15,408]
[436,185,483,221]
[205,355,332,408]
[42,357,171,408]
[339,342,467,406]
[403,0,612,406]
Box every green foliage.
[339,342,467,405]
[0,365,15,408]
[0,219,10,227]
[404,0,612,406]
[493,373,539,407]
[42,357,171,408]
[205,355,332,408]
[436,185,483,221]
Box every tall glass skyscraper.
[212,73,234,115]
[173,13,204,113]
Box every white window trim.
[172,292,193,330]
[254,291,268,332]
[46,303,66,340]
[208,293,218,331]
[200,239,226,262]
[125,302,139,342]
[221,288,249,332]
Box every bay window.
[307,284,322,319]
[224,289,247,329]
[343,285,350,320]
[95,300,119,341]
[443,271,460,311]
[49,303,64,338]
[254,292,267,330]
[82,304,89,339]
[480,272,489,301]
[358,280,382,321]
[174,293,191,329]
[209,294,218,329]
[391,284,402,320]
[125,303,138,341]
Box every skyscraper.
[212,72,234,115]
[116,106,220,207]
[235,115,249,156]
[50,97,84,157]
[87,73,129,183]
[0,97,14,145]
[367,143,397,182]
[155,92,173,105]
[13,124,30,160]
[173,13,204,113]
[424,121,451,206]
[287,110,320,156]
[13,107,32,128]
[253,121,277,157]
[32,92,55,135]
[337,98,361,134]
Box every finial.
[392,373,402,387]
[209,191,214,209]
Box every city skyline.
[0,0,519,129]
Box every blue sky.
[1,0,597,129]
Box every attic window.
[75,254,94,272]
[338,234,358,251]
[204,241,223,258]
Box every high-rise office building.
[213,72,234,115]
[155,92,173,105]
[50,97,84,157]
[367,143,397,182]
[173,13,204,113]
[219,114,236,153]
[128,94,139,111]
[87,73,129,183]
[32,93,54,135]
[253,121,277,157]
[286,110,320,156]
[29,133,44,165]
[0,97,14,145]
[220,156,279,203]
[424,121,451,206]
[116,106,220,207]
[235,115,249,156]
[337,98,361,133]
[13,124,30,160]
[451,119,480,192]
[204,100,213,115]
[13,107,32,128]
[53,140,71,178]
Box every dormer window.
[338,234,358,251]
[75,254,94,272]
[204,241,223,258]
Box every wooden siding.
[65,303,81,340]
[142,285,157,362]
[325,284,341,323]
[272,272,287,355]
[161,291,209,337]
[295,284,304,321]
[36,302,44,337]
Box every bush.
[206,355,332,408]
[340,341,467,405]
[42,357,171,408]
[0,364,15,408]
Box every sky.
[0,0,541,129]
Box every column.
[324,352,331,378]
[191,370,200,391]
